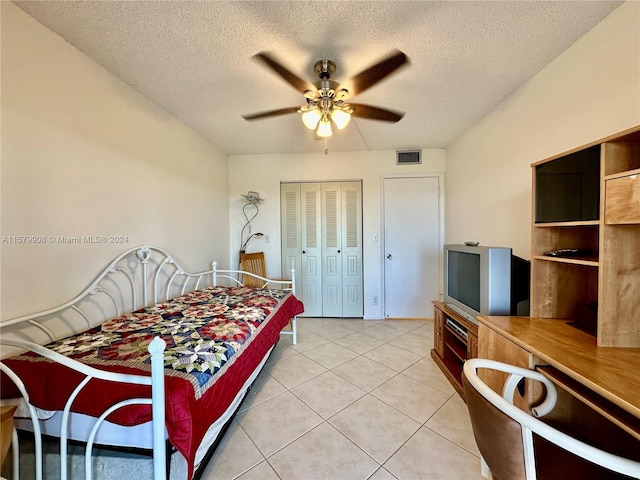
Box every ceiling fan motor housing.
[314,59,336,79]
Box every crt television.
[444,244,512,325]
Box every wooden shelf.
[532,255,599,267]
[604,167,640,181]
[530,125,640,347]
[432,301,478,400]
[534,220,600,228]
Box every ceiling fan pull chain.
[324,137,329,156]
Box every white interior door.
[383,176,441,318]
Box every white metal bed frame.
[0,245,297,480]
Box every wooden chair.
[239,252,298,344]
[1,405,17,468]
[462,358,640,480]
[239,252,269,288]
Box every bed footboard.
[0,337,167,480]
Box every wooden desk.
[478,315,640,440]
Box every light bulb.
[301,108,322,130]
[331,109,351,130]
[316,117,333,137]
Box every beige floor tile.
[383,318,430,333]
[236,391,323,457]
[295,316,340,331]
[264,352,327,389]
[332,355,397,392]
[265,341,298,365]
[235,460,280,479]
[425,395,480,456]
[334,331,387,354]
[369,466,400,480]
[361,323,405,341]
[238,370,287,413]
[339,318,385,331]
[389,331,432,356]
[411,322,435,338]
[311,320,365,341]
[290,370,366,419]
[364,343,422,372]
[288,329,330,353]
[268,422,379,480]
[200,420,264,480]
[329,395,421,464]
[302,341,359,369]
[371,373,452,423]
[402,357,456,395]
[384,426,484,480]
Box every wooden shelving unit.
[431,301,478,398]
[530,126,640,347]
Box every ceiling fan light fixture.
[331,108,351,130]
[316,116,333,137]
[301,107,322,130]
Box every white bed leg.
[291,317,297,345]
[11,427,19,480]
[149,337,167,480]
[481,455,491,478]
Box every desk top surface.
[477,315,640,419]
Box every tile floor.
[199,317,485,480]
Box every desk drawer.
[605,172,640,224]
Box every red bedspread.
[1,286,304,478]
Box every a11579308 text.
[1,235,129,245]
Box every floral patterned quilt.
[2,285,304,477]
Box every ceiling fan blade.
[350,103,404,123]
[253,52,315,94]
[242,106,300,121]
[343,50,409,97]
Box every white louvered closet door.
[281,181,362,317]
[321,183,342,317]
[280,183,301,289]
[339,182,363,317]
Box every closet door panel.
[300,183,323,316]
[280,183,301,290]
[321,183,343,317]
[341,181,363,317]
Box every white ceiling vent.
[396,150,421,165]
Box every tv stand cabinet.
[431,301,478,398]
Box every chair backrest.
[463,373,527,480]
[239,252,267,288]
[463,358,640,480]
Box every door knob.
[386,254,392,259]
[302,250,306,254]
[337,250,341,253]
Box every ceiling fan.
[242,50,410,138]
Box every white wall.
[446,0,640,260]
[228,149,446,319]
[1,3,230,319]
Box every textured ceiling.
[15,1,623,156]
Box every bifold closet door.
[335,181,362,318]
[281,181,362,317]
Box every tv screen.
[447,251,480,312]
